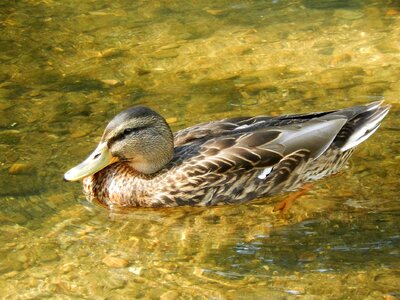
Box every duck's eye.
[123,128,136,135]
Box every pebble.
[102,256,129,268]
[286,289,302,295]
[71,128,92,138]
[128,266,143,275]
[206,9,224,16]
[37,246,60,263]
[330,53,352,65]
[77,225,95,236]
[3,271,19,279]
[97,48,124,58]
[53,281,73,294]
[160,290,180,300]
[166,117,177,124]
[103,276,126,290]
[386,9,398,16]
[101,79,120,86]
[298,252,317,262]
[60,263,76,274]
[8,162,36,175]
[0,130,21,145]
[15,251,29,263]
[53,47,64,52]
[158,43,180,51]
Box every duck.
[64,101,390,210]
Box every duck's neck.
[126,140,174,174]
[126,153,172,174]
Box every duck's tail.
[330,101,390,152]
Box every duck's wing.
[188,117,347,172]
[173,111,333,147]
[161,116,348,206]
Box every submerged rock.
[8,162,36,175]
[102,256,129,268]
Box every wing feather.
[170,116,350,194]
[173,110,334,147]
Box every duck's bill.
[64,142,118,181]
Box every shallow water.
[1,0,400,299]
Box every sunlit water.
[1,0,400,299]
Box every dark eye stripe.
[107,125,148,148]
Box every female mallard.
[64,101,389,209]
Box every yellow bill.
[64,142,118,181]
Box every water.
[1,0,400,298]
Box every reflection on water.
[1,0,399,298]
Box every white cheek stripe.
[258,167,272,180]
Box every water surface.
[1,0,399,299]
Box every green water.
[1,0,400,298]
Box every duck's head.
[64,106,174,181]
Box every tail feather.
[336,101,390,152]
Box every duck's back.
[152,101,389,207]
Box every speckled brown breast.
[83,163,157,208]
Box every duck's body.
[65,101,390,209]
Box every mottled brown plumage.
[64,101,390,209]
